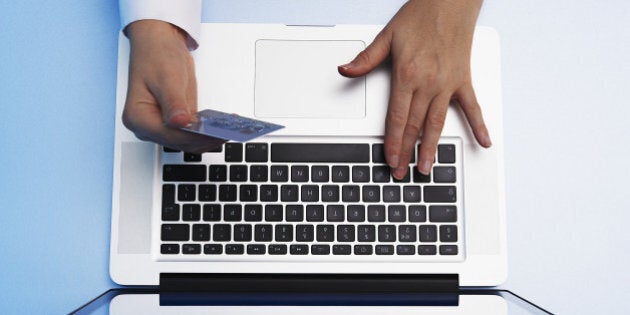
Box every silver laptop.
[110,23,507,290]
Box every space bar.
[271,143,370,163]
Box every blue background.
[1,0,629,314]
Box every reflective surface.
[71,289,552,315]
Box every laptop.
[110,23,507,292]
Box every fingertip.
[166,109,192,128]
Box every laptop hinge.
[160,273,459,293]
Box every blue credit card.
[181,109,284,142]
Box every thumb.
[153,81,195,128]
[338,30,391,78]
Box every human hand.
[339,0,491,179]
[122,20,224,153]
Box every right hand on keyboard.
[122,20,224,153]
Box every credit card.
[181,109,284,142]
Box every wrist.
[126,20,188,46]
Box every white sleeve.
[119,0,202,50]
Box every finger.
[417,93,450,175]
[392,90,431,179]
[455,84,492,147]
[383,77,414,171]
[338,28,391,78]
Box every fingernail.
[419,160,432,175]
[167,109,189,121]
[338,61,356,71]
[484,134,493,147]
[388,155,399,169]
[394,167,407,179]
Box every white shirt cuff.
[119,0,202,50]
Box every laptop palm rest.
[254,39,367,119]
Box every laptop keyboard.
[158,137,463,261]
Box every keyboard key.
[357,225,375,242]
[396,245,415,255]
[412,167,431,183]
[204,244,223,255]
[424,186,456,203]
[388,205,406,222]
[352,166,370,182]
[268,244,287,255]
[271,143,369,163]
[286,205,304,222]
[260,185,278,202]
[291,165,309,182]
[375,245,395,255]
[234,224,252,241]
[354,245,373,255]
[192,224,210,241]
[409,206,427,222]
[367,205,386,222]
[270,165,288,182]
[306,205,325,222]
[250,165,268,182]
[247,244,266,255]
[280,185,299,202]
[225,143,243,162]
[321,185,340,202]
[333,245,351,255]
[362,186,380,202]
[162,204,179,221]
[209,165,227,182]
[440,245,458,255]
[177,184,196,201]
[255,224,272,242]
[245,143,268,162]
[224,204,242,221]
[378,225,396,242]
[347,205,365,222]
[337,225,355,242]
[311,166,329,182]
[163,165,206,182]
[316,225,334,242]
[433,166,456,183]
[244,204,263,222]
[301,185,319,202]
[162,184,175,205]
[265,204,283,221]
[430,206,457,222]
[161,244,179,254]
[342,185,360,202]
[311,245,331,255]
[418,245,437,255]
[372,166,391,183]
[419,225,438,242]
[403,186,421,202]
[372,143,386,163]
[182,204,201,221]
[226,244,244,255]
[198,184,216,201]
[219,185,237,201]
[229,165,248,182]
[296,225,314,242]
[398,225,417,242]
[213,224,231,241]
[290,244,309,255]
[239,185,258,202]
[326,205,345,222]
[275,225,293,242]
[332,166,350,182]
[161,224,189,241]
[184,152,202,162]
[382,186,401,203]
[392,167,411,183]
[203,204,221,221]
[440,225,458,242]
[437,144,456,164]
[182,244,201,254]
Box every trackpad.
[255,40,366,118]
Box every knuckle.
[426,112,446,130]
[394,60,419,86]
